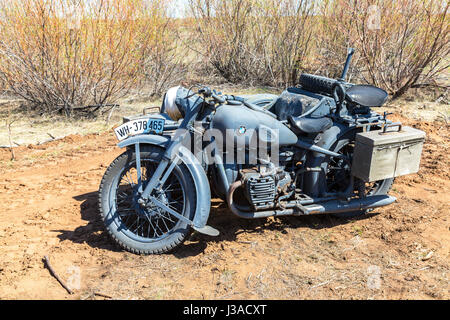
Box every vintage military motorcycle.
[99,49,425,254]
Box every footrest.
[193,225,220,237]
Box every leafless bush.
[189,0,316,87]
[141,20,187,97]
[0,0,446,109]
[319,0,449,98]
[0,0,180,117]
[188,0,448,98]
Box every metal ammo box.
[351,124,426,182]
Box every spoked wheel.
[99,147,196,254]
[116,160,184,239]
[324,137,394,218]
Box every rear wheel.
[325,137,394,218]
[98,147,196,254]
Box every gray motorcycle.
[99,49,425,254]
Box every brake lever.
[198,86,212,97]
[185,92,198,99]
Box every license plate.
[114,118,165,141]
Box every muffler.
[301,195,397,215]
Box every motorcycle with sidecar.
[99,49,425,254]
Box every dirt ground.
[0,112,448,300]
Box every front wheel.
[98,147,196,254]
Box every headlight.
[163,86,184,121]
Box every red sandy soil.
[0,113,448,299]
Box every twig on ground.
[81,291,113,300]
[106,105,118,125]
[419,266,431,271]
[422,251,434,261]
[309,279,334,289]
[94,292,112,299]
[5,115,16,160]
[43,255,74,295]
[37,135,66,145]
[238,241,256,245]
[128,263,162,269]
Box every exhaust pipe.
[227,180,295,219]
[227,180,396,218]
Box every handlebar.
[198,86,226,104]
[212,93,226,104]
[196,87,276,118]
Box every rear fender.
[117,134,211,229]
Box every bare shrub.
[314,0,357,79]
[0,0,179,117]
[141,19,187,98]
[188,0,316,87]
[318,0,449,98]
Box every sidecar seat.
[345,85,388,107]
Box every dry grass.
[1,82,448,148]
[0,98,153,147]
[0,84,281,147]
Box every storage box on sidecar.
[351,124,426,182]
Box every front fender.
[117,134,211,229]
[117,134,170,149]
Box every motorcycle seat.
[288,115,333,134]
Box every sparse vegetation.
[0,0,181,116]
[0,0,446,120]
[318,0,450,98]
[188,0,316,87]
[189,0,449,94]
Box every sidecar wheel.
[332,178,394,218]
[98,147,196,254]
[324,137,394,219]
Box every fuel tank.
[211,104,298,147]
